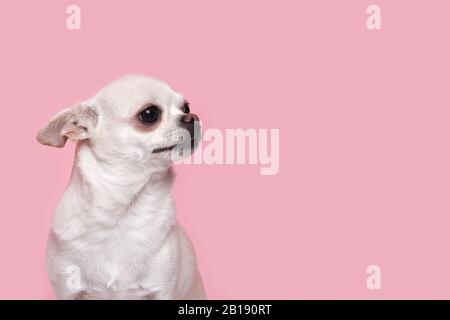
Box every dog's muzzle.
[179,114,200,148]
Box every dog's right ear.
[37,104,98,148]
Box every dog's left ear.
[37,104,98,148]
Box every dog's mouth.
[152,144,177,154]
[152,138,198,154]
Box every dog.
[37,75,206,299]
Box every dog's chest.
[75,216,167,290]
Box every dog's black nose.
[179,113,200,144]
[180,113,199,125]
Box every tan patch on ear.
[36,109,71,147]
[36,105,98,148]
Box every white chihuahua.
[37,75,205,299]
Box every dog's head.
[37,75,201,165]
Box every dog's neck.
[67,142,176,229]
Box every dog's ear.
[37,104,98,148]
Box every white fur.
[39,75,206,299]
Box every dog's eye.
[182,102,190,114]
[139,106,161,124]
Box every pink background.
[1,0,450,299]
